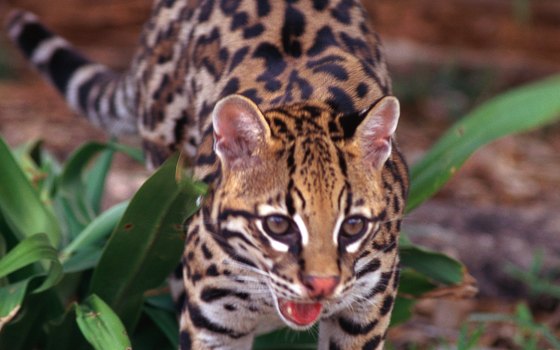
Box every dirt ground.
[1,0,559,347]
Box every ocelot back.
[7,1,408,349]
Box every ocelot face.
[211,94,399,329]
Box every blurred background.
[0,0,559,348]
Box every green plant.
[455,325,485,350]
[469,303,560,349]
[1,74,560,348]
[507,250,560,299]
[407,302,559,349]
[0,139,204,349]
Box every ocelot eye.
[340,216,368,238]
[263,215,292,236]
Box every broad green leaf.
[75,294,132,350]
[61,201,128,265]
[143,305,179,349]
[61,247,103,273]
[0,233,62,293]
[398,268,438,297]
[400,244,463,285]
[0,137,61,246]
[89,155,204,329]
[0,234,56,277]
[408,75,560,211]
[0,280,27,331]
[390,297,416,326]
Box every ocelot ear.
[212,94,271,168]
[354,96,400,169]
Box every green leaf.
[109,143,144,164]
[407,75,560,211]
[400,244,464,285]
[89,155,204,329]
[143,305,179,349]
[456,324,484,350]
[61,247,103,274]
[85,146,115,214]
[145,294,176,313]
[515,303,533,323]
[60,201,128,267]
[75,294,132,350]
[58,142,112,236]
[13,140,61,183]
[0,137,61,246]
[398,268,438,297]
[0,290,65,350]
[390,297,416,326]
[0,233,62,293]
[11,141,45,184]
[0,280,27,331]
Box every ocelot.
[7,1,409,349]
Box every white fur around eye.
[345,222,379,253]
[257,204,285,217]
[332,214,344,246]
[224,216,249,233]
[293,214,308,246]
[256,204,294,252]
[345,234,367,253]
[255,221,289,252]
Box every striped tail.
[6,10,138,135]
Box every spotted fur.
[7,1,409,349]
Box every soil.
[1,0,559,347]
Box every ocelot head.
[208,94,401,329]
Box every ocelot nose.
[301,274,340,298]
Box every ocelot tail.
[6,1,409,349]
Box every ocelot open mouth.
[277,297,323,327]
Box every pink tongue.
[278,298,322,326]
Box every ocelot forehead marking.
[268,105,347,193]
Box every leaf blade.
[75,294,132,350]
[0,138,61,246]
[407,75,560,211]
[89,155,203,328]
[0,233,63,294]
